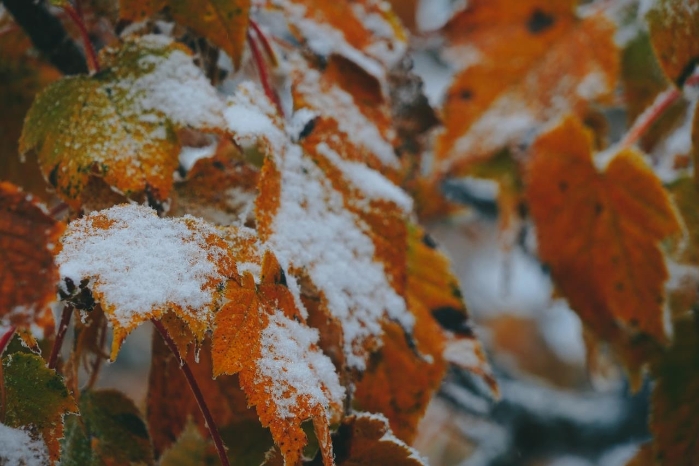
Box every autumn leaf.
[159,421,218,466]
[667,177,699,265]
[212,250,344,466]
[645,0,699,86]
[2,352,77,463]
[20,37,225,208]
[436,2,618,175]
[61,389,154,465]
[0,181,63,333]
[648,314,699,465]
[526,116,681,345]
[333,413,426,466]
[119,0,250,67]
[56,204,236,359]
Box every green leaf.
[61,389,154,466]
[19,37,224,208]
[3,352,77,463]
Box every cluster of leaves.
[2,0,699,465]
[0,0,495,464]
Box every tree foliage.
[0,0,698,465]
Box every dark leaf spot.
[422,233,438,249]
[527,9,555,34]
[432,307,474,337]
[460,90,473,100]
[558,181,568,192]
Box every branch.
[2,0,88,75]
[151,319,230,466]
[48,305,73,371]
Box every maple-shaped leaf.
[61,389,154,465]
[56,204,235,359]
[212,250,344,466]
[261,0,406,83]
[648,314,699,465]
[526,116,681,344]
[0,182,63,334]
[20,36,225,208]
[436,2,618,175]
[225,82,415,370]
[119,0,250,68]
[645,0,699,85]
[333,412,426,466]
[2,352,78,463]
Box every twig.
[0,327,16,357]
[151,319,230,466]
[48,305,73,371]
[1,0,88,75]
[620,73,699,149]
[62,3,100,73]
[249,19,277,67]
[247,29,283,115]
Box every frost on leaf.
[56,204,235,359]
[0,182,62,335]
[333,412,427,466]
[212,250,344,466]
[436,1,618,175]
[526,116,681,348]
[119,0,251,67]
[2,352,77,464]
[645,0,699,85]
[19,36,225,208]
[0,423,50,466]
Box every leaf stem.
[249,20,277,67]
[151,319,230,466]
[62,2,100,73]
[0,327,16,357]
[620,73,699,149]
[247,29,283,116]
[48,304,73,371]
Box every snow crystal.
[266,140,413,369]
[224,81,285,152]
[576,71,607,100]
[0,424,49,466]
[256,311,344,420]
[57,204,228,328]
[179,143,217,172]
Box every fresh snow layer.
[257,310,344,420]
[0,424,49,466]
[57,204,228,327]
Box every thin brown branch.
[151,319,230,466]
[48,305,73,371]
[62,3,100,73]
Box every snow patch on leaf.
[0,423,49,466]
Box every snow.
[179,143,217,172]
[115,36,226,131]
[0,424,49,466]
[57,204,229,328]
[266,139,414,369]
[256,310,344,420]
[290,54,399,168]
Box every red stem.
[249,20,277,66]
[151,319,230,466]
[620,73,699,149]
[48,305,73,371]
[0,327,16,357]
[247,29,283,115]
[62,3,100,73]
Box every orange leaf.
[334,413,426,466]
[526,116,681,344]
[0,181,62,333]
[56,204,236,359]
[436,3,618,175]
[212,251,344,466]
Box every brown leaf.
[334,413,426,466]
[0,181,62,333]
[526,116,681,345]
